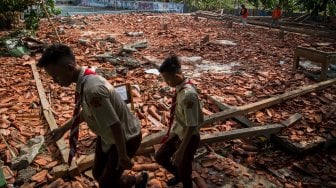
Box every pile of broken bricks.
[0,13,336,187]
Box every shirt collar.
[175,77,189,92]
[75,66,86,93]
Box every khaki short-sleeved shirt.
[76,67,141,152]
[172,78,204,140]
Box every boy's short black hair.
[159,55,181,74]
[37,44,75,67]
[241,4,245,8]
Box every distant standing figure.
[271,5,282,28]
[240,4,248,27]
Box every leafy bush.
[0,0,60,30]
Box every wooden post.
[41,0,62,43]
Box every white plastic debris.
[145,69,160,75]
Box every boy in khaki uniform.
[38,44,147,188]
[155,55,204,188]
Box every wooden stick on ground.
[31,63,78,174]
[41,0,62,43]
[0,132,17,158]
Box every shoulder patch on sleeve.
[89,96,102,108]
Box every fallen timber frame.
[55,115,298,177]
[52,77,336,177]
[208,95,303,128]
[207,96,256,127]
[293,46,336,81]
[141,77,336,149]
[203,77,336,125]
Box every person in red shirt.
[271,5,282,28]
[240,4,248,27]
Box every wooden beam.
[207,96,256,127]
[201,124,283,144]
[140,130,166,149]
[295,47,331,64]
[52,113,303,177]
[51,123,284,177]
[31,64,78,173]
[139,78,336,150]
[203,78,336,125]
[280,113,302,127]
[270,113,328,154]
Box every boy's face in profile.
[44,63,75,87]
[161,72,182,88]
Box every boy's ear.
[66,63,76,71]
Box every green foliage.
[25,9,40,30]
[329,1,336,16]
[0,29,34,56]
[42,0,62,17]
[246,0,335,16]
[248,0,260,9]
[295,0,335,18]
[24,0,61,30]
[0,0,61,30]
[0,0,34,12]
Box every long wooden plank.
[54,113,297,177]
[142,114,302,155]
[207,96,256,127]
[201,124,283,144]
[203,77,336,125]
[31,64,77,171]
[140,130,166,149]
